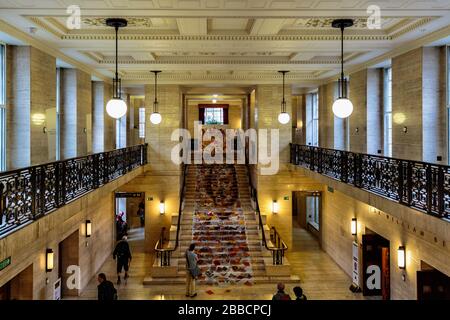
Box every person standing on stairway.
[185,243,200,297]
[113,235,132,285]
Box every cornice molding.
[61,34,392,41]
[390,17,436,39]
[322,24,450,85]
[100,58,341,65]
[0,19,109,82]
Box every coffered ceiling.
[0,0,449,90]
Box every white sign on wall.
[54,278,61,300]
[352,241,359,286]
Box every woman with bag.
[185,243,200,297]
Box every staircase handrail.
[154,163,187,266]
[245,165,288,265]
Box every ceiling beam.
[248,19,286,35]
[176,18,208,35]
[130,52,156,61]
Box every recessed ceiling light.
[213,94,218,98]
[212,99,217,104]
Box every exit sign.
[0,256,11,271]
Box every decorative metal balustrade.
[154,164,187,266]
[290,144,450,220]
[0,144,148,238]
[247,165,288,265]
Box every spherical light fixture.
[332,19,354,119]
[278,112,290,124]
[278,70,290,124]
[106,98,127,119]
[105,18,128,119]
[150,70,162,125]
[150,112,162,125]
[332,98,354,119]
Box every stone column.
[366,68,383,155]
[292,95,306,145]
[348,68,383,155]
[59,68,91,159]
[255,84,293,247]
[392,47,446,163]
[349,69,368,154]
[92,81,115,153]
[318,82,336,149]
[6,46,56,169]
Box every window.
[306,92,319,146]
[447,46,450,164]
[204,108,224,125]
[55,68,61,160]
[139,107,145,139]
[0,43,6,171]
[383,67,393,157]
[306,195,320,230]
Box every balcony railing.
[0,144,148,238]
[290,144,450,220]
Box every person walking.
[97,273,117,300]
[293,286,307,301]
[185,243,200,298]
[113,235,132,285]
[272,283,291,300]
[137,201,145,227]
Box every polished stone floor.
[71,224,364,300]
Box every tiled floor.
[71,225,365,300]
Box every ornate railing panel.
[0,144,148,238]
[290,144,450,220]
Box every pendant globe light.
[332,19,354,119]
[278,70,290,124]
[105,18,128,119]
[150,70,162,125]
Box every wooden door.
[417,270,450,300]
[381,247,390,300]
[0,281,11,300]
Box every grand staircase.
[144,164,299,286]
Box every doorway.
[58,230,79,297]
[362,230,390,300]
[292,191,322,244]
[417,261,450,300]
[0,264,33,300]
[114,192,145,240]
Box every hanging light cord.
[281,71,287,113]
[152,71,160,113]
[340,25,344,82]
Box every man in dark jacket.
[113,235,132,284]
[272,283,291,300]
[97,273,117,300]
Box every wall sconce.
[272,200,279,214]
[86,220,92,237]
[355,127,359,133]
[351,218,357,236]
[398,246,406,269]
[46,248,54,272]
[403,126,408,134]
[159,201,165,215]
[43,127,47,134]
